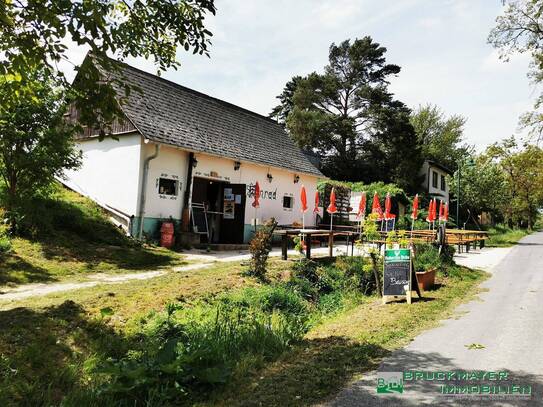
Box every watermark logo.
[377,372,404,394]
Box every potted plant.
[413,244,439,291]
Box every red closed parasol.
[313,191,320,213]
[438,200,444,221]
[426,199,434,223]
[411,194,419,220]
[327,188,337,214]
[300,185,308,229]
[252,181,260,233]
[327,188,337,231]
[300,185,308,213]
[357,192,367,218]
[384,193,392,220]
[252,182,260,208]
[371,192,383,221]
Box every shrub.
[335,256,378,294]
[413,243,441,273]
[96,300,306,403]
[219,285,308,317]
[247,219,277,279]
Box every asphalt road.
[327,232,543,406]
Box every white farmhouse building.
[419,160,452,203]
[63,56,323,244]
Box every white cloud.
[56,0,535,149]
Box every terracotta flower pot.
[416,267,437,291]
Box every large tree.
[486,137,543,229]
[0,69,81,226]
[448,155,508,225]
[0,0,215,133]
[410,104,472,171]
[271,37,423,193]
[489,0,543,141]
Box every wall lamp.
[234,161,241,171]
[192,156,198,168]
[293,174,300,184]
[267,173,273,183]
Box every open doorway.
[191,177,246,244]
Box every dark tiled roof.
[426,160,453,175]
[99,58,323,177]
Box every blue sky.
[66,1,536,149]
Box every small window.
[158,178,178,196]
[432,171,438,188]
[440,174,446,191]
[283,195,293,209]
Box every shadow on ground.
[329,348,543,406]
[209,336,390,406]
[0,300,130,406]
[0,197,187,286]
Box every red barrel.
[160,222,175,248]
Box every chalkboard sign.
[383,249,411,296]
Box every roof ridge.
[106,56,283,127]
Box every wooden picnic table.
[274,229,359,260]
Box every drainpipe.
[138,143,160,238]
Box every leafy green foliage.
[273,37,423,192]
[410,104,472,171]
[88,255,377,404]
[95,291,308,402]
[247,219,278,280]
[489,1,543,141]
[413,243,441,273]
[448,154,508,224]
[486,137,543,229]
[0,69,81,231]
[0,0,216,132]
[318,180,408,204]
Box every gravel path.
[326,233,543,406]
[0,262,213,302]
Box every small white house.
[419,160,452,203]
[63,56,323,244]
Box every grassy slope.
[0,259,291,405]
[207,267,488,406]
[0,187,490,405]
[0,261,486,406]
[0,187,186,287]
[485,226,530,247]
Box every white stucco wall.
[63,133,143,216]
[64,136,320,233]
[193,153,321,227]
[420,161,450,203]
[141,143,190,219]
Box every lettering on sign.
[247,183,277,200]
[383,249,411,296]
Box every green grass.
[0,258,296,405]
[485,225,530,247]
[207,266,488,406]
[0,187,187,287]
[0,251,487,406]
[0,188,490,406]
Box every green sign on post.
[383,248,414,303]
